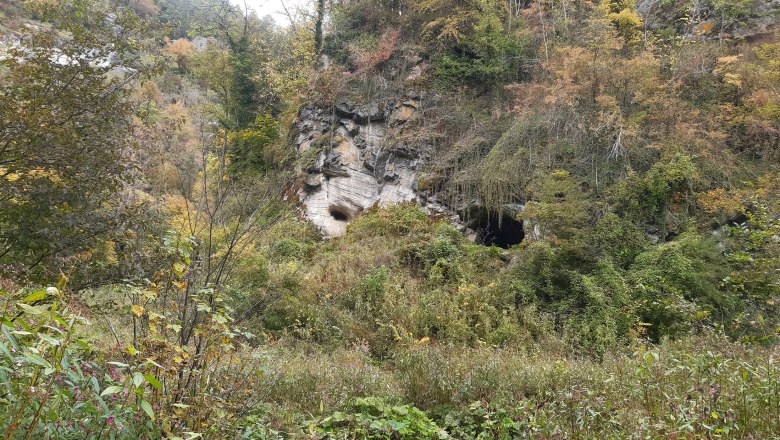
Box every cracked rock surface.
[295,98,425,237]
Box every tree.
[613,154,699,241]
[0,0,148,280]
[314,0,325,53]
[599,0,643,44]
[415,0,527,84]
[521,169,590,242]
[229,114,280,174]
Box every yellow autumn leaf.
[131,304,145,317]
[724,73,742,87]
[699,21,715,34]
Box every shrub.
[628,231,730,339]
[613,154,699,240]
[440,400,526,439]
[310,397,447,439]
[0,286,163,438]
[348,204,432,238]
[420,0,527,85]
[271,239,312,261]
[353,266,389,318]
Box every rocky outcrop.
[295,95,527,246]
[295,95,427,237]
[637,0,779,40]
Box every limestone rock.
[295,98,423,237]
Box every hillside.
[1,0,779,438]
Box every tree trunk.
[314,0,325,53]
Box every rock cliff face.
[637,0,779,40]
[294,95,528,248]
[295,96,426,237]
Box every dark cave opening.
[465,208,524,249]
[329,205,351,222]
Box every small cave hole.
[466,208,524,249]
[329,206,351,222]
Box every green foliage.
[0,0,148,279]
[271,239,311,261]
[589,213,648,269]
[421,226,464,284]
[723,199,780,341]
[441,401,527,439]
[428,0,526,84]
[311,397,446,439]
[712,0,758,25]
[229,114,280,174]
[563,262,634,356]
[353,266,389,318]
[0,286,165,438]
[522,169,590,242]
[614,154,699,241]
[348,204,432,238]
[323,0,396,66]
[725,202,779,301]
[629,231,729,339]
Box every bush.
[0,286,163,438]
[440,400,526,440]
[352,266,389,318]
[271,239,312,261]
[348,204,432,238]
[310,397,447,439]
[420,0,527,85]
[628,231,730,339]
[613,154,699,240]
[589,212,648,269]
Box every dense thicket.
[0,0,778,438]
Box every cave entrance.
[465,208,524,249]
[329,205,352,222]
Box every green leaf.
[140,399,155,420]
[24,353,51,369]
[133,371,145,388]
[386,420,410,432]
[172,262,186,278]
[144,373,162,391]
[0,341,13,361]
[16,303,43,315]
[145,358,164,369]
[101,386,123,397]
[22,290,46,303]
[97,397,110,413]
